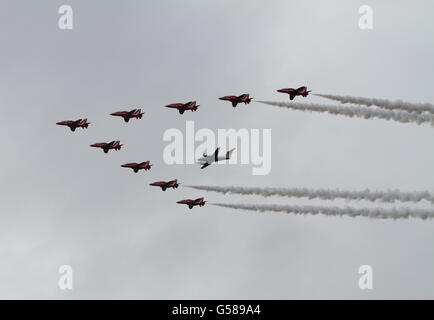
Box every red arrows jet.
[121,161,152,173]
[219,93,252,107]
[177,197,206,209]
[110,108,144,122]
[56,119,90,132]
[277,86,311,100]
[165,101,199,114]
[90,140,122,153]
[149,179,179,191]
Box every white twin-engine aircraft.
[197,147,236,169]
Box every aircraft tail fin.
[225,148,236,159]
[213,147,220,160]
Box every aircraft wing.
[201,163,211,169]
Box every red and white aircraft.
[121,161,152,173]
[165,101,199,114]
[177,197,206,209]
[149,179,179,191]
[277,86,311,100]
[219,93,252,107]
[110,109,144,122]
[56,119,90,132]
[90,140,122,153]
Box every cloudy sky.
[1,0,434,299]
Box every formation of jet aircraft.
[56,86,310,209]
[110,108,144,122]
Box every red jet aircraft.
[149,179,179,191]
[121,161,152,173]
[110,108,144,122]
[90,140,122,153]
[165,101,199,114]
[219,93,252,107]
[56,119,90,132]
[177,197,206,209]
[277,86,311,100]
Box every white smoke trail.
[187,185,434,204]
[257,101,434,126]
[315,94,434,115]
[212,203,434,220]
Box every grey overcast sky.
[1,0,434,299]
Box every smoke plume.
[187,185,434,204]
[315,94,434,115]
[257,101,434,126]
[212,203,434,220]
